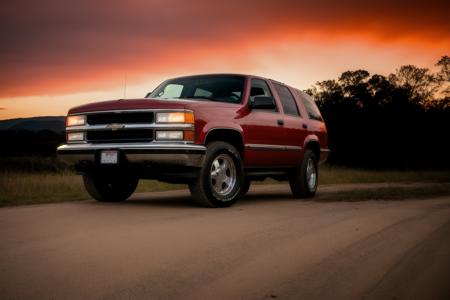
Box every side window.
[194,88,213,97]
[299,91,323,122]
[250,79,277,111]
[273,83,300,116]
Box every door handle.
[277,119,284,126]
[302,123,308,129]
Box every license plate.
[100,150,118,164]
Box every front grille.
[86,129,153,143]
[87,112,154,125]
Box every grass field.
[316,183,450,202]
[0,171,185,207]
[1,166,449,207]
[318,166,450,184]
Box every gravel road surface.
[1,183,449,299]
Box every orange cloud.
[1,0,449,99]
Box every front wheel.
[240,177,251,197]
[289,149,318,198]
[189,142,243,207]
[83,173,139,202]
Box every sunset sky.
[1,0,449,119]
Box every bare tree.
[389,65,439,104]
[436,56,450,98]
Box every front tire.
[289,150,318,198]
[83,173,139,202]
[189,142,243,207]
[240,177,251,196]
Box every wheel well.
[205,129,244,157]
[305,141,320,160]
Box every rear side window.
[299,91,323,122]
[273,83,300,116]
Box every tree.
[436,55,450,98]
[307,56,449,169]
[388,65,439,104]
[339,70,370,87]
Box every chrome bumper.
[57,143,206,167]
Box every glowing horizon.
[1,0,449,119]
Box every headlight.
[67,115,86,127]
[155,131,183,140]
[156,111,194,124]
[67,132,85,142]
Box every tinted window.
[159,84,183,98]
[149,75,244,104]
[249,79,277,111]
[194,88,212,97]
[299,91,323,121]
[273,83,300,116]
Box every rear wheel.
[289,150,318,198]
[83,173,139,202]
[189,142,243,207]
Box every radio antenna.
[123,74,127,99]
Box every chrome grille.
[87,112,154,125]
[86,129,153,143]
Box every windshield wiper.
[183,96,219,101]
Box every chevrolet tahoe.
[57,74,329,207]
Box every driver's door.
[241,79,290,167]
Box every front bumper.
[319,148,330,164]
[57,143,206,167]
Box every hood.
[68,98,190,114]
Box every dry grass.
[0,171,85,206]
[318,166,450,185]
[0,171,183,207]
[0,167,449,207]
[316,183,450,202]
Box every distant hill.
[0,116,66,133]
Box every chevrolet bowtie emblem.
[106,123,125,131]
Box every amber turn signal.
[183,130,195,142]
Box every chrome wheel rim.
[306,158,317,191]
[210,154,237,198]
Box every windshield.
[148,75,245,104]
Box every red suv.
[57,74,329,207]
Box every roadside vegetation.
[310,56,449,169]
[318,166,450,184]
[316,183,450,202]
[1,165,449,207]
[0,170,185,207]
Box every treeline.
[308,56,449,169]
[0,130,66,172]
[0,130,64,157]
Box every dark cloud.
[1,0,449,97]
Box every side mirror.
[250,96,276,110]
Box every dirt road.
[1,184,449,299]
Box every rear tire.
[289,150,318,198]
[189,141,243,207]
[83,173,139,202]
